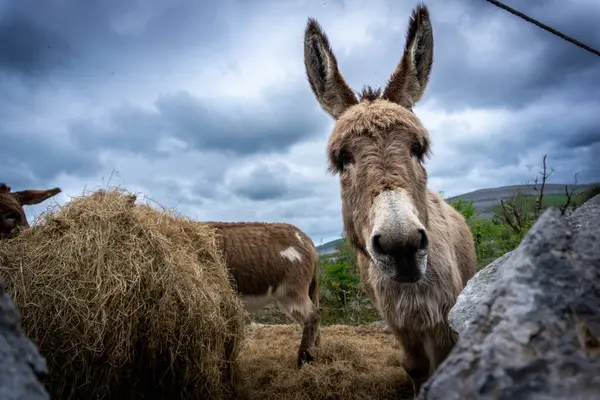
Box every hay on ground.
[237,323,414,400]
[0,187,245,400]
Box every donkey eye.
[337,149,355,170]
[410,142,425,160]
[3,213,19,223]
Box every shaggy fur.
[202,221,321,367]
[303,3,476,392]
[0,183,61,239]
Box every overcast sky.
[1,0,599,244]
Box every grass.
[517,193,586,209]
[247,301,381,327]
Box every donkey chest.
[372,272,454,330]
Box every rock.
[0,279,50,400]
[418,206,600,399]
[448,194,600,336]
[566,193,600,234]
[448,251,513,336]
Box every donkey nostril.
[372,234,383,254]
[418,229,428,251]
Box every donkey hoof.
[297,350,314,368]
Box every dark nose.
[371,228,428,259]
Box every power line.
[483,0,600,58]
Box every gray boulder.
[0,280,50,400]
[566,193,600,233]
[418,204,600,399]
[449,194,600,335]
[448,251,513,336]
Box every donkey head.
[304,4,434,283]
[0,183,61,239]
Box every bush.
[317,236,379,325]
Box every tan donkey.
[203,221,321,368]
[303,3,476,391]
[0,183,62,239]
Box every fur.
[0,183,61,239]
[202,221,321,367]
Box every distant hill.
[315,238,344,256]
[315,182,598,255]
[445,183,595,218]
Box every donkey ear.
[12,187,61,206]
[382,4,434,109]
[304,18,358,119]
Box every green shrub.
[317,236,379,325]
[450,197,528,269]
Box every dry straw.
[237,324,414,400]
[0,187,245,399]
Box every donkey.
[0,183,62,239]
[202,221,321,367]
[303,3,476,391]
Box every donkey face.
[0,183,61,239]
[304,4,434,283]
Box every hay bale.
[0,187,245,400]
[237,323,414,400]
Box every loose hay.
[0,187,246,399]
[237,323,415,400]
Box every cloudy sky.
[1,0,599,244]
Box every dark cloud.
[432,0,600,109]
[0,131,100,188]
[0,15,71,77]
[564,128,600,149]
[233,176,288,201]
[190,179,222,201]
[1,0,599,243]
[0,0,231,82]
[426,96,600,184]
[326,0,600,111]
[69,105,162,155]
[156,90,328,155]
[541,144,600,185]
[229,161,313,202]
[70,87,328,157]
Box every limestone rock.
[448,194,600,335]
[448,251,513,336]
[566,193,600,236]
[418,206,600,399]
[0,279,50,400]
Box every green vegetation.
[316,237,380,325]
[448,189,590,268]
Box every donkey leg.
[396,329,431,395]
[429,323,459,372]
[277,292,321,368]
[313,319,322,347]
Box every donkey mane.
[358,86,383,101]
